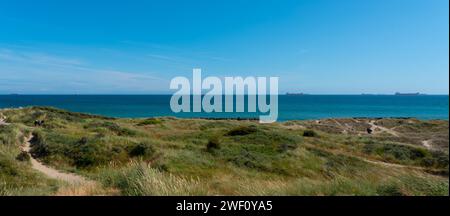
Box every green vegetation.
[137,118,163,126]
[15,151,30,162]
[0,107,448,195]
[0,123,58,195]
[206,136,221,152]
[363,141,448,169]
[303,129,318,137]
[225,125,258,136]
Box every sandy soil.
[368,120,400,137]
[421,140,433,150]
[0,117,9,126]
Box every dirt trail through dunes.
[421,140,433,150]
[0,117,9,126]
[368,120,400,137]
[303,143,430,171]
[22,135,90,185]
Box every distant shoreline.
[1,94,449,96]
[1,95,448,121]
[1,106,448,122]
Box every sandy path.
[421,140,433,150]
[22,135,89,185]
[331,119,349,134]
[304,143,428,171]
[360,157,414,169]
[368,120,400,137]
[0,117,9,126]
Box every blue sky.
[0,0,448,94]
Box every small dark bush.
[78,137,88,145]
[277,143,297,153]
[29,132,50,158]
[129,142,155,157]
[226,126,257,136]
[15,151,30,162]
[303,130,318,137]
[153,162,169,172]
[72,143,109,167]
[421,151,449,169]
[206,136,221,151]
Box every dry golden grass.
[55,182,119,196]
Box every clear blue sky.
[0,0,448,94]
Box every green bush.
[15,151,30,162]
[73,143,106,167]
[78,137,88,145]
[129,142,155,158]
[84,121,137,136]
[29,131,50,158]
[206,136,221,152]
[303,130,318,137]
[362,142,446,168]
[226,126,257,136]
[421,151,449,169]
[137,118,162,126]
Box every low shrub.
[15,151,30,162]
[129,142,155,158]
[29,131,50,158]
[226,126,257,136]
[206,136,221,152]
[85,121,137,136]
[137,118,162,126]
[73,144,108,167]
[303,130,318,137]
[421,151,449,169]
[78,137,88,145]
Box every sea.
[0,95,448,121]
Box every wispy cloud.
[120,40,232,63]
[147,54,176,61]
[0,48,168,93]
[0,48,83,66]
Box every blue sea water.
[0,95,448,121]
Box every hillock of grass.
[137,118,162,126]
[225,125,258,136]
[363,142,448,169]
[84,121,138,136]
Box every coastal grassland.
[0,123,59,195]
[0,107,448,195]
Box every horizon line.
[1,93,449,96]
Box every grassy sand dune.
[1,107,448,195]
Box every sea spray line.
[170,68,279,123]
